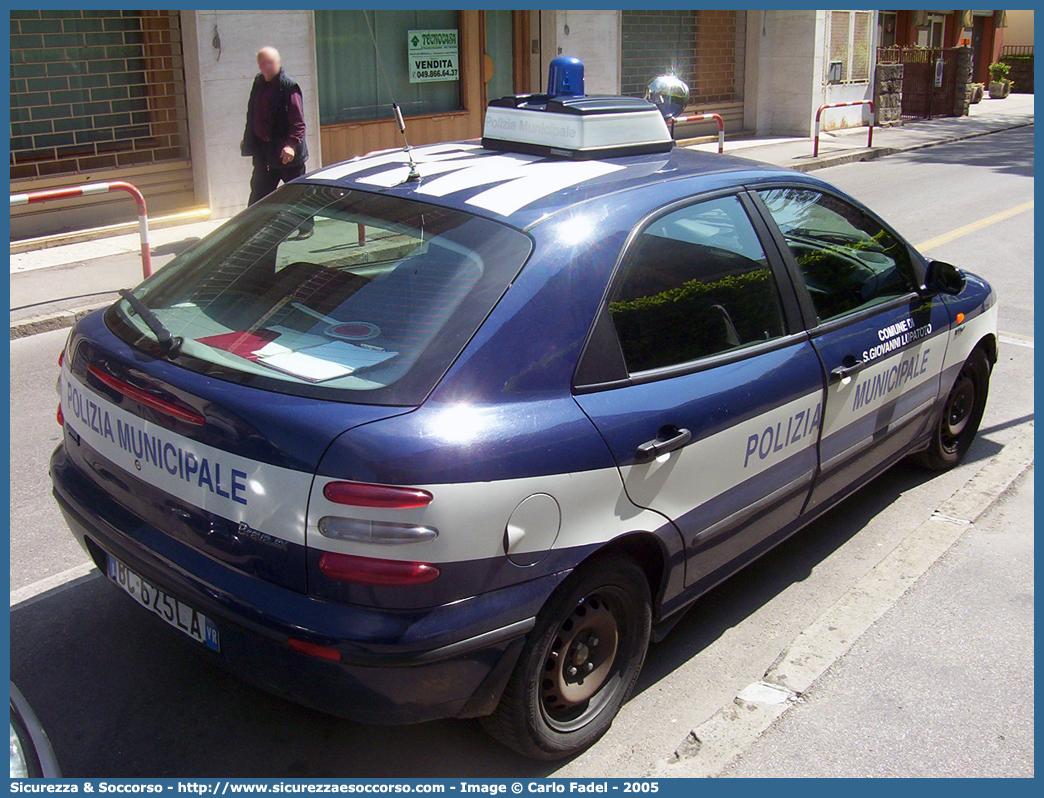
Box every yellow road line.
[914,200,1034,253]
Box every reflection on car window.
[609,195,786,373]
[108,184,531,405]
[758,188,916,323]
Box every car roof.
[299,141,809,231]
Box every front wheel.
[480,554,652,760]
[913,347,991,471]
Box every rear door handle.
[635,427,691,463]
[830,357,865,384]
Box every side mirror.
[924,259,966,295]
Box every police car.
[51,58,997,760]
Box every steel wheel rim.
[539,588,625,733]
[941,370,976,452]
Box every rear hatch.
[58,181,532,594]
[60,314,408,593]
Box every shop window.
[315,10,463,125]
[485,10,514,102]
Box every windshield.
[106,183,532,405]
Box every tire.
[913,347,991,471]
[480,553,652,760]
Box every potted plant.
[970,82,984,104]
[988,62,1011,98]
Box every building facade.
[10,10,196,239]
[8,8,1012,240]
[877,9,1009,83]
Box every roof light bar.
[482,57,673,160]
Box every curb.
[10,301,111,340]
[785,119,1033,173]
[652,434,1034,778]
[788,146,901,172]
[9,207,212,255]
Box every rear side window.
[107,184,531,405]
[758,187,916,323]
[608,195,787,373]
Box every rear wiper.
[118,289,182,356]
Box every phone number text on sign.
[408,29,459,83]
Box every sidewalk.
[720,467,1034,777]
[10,216,228,338]
[689,91,1034,171]
[9,94,1034,339]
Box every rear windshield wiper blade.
[118,289,182,356]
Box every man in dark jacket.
[241,46,309,205]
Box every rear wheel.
[914,347,991,471]
[480,554,651,760]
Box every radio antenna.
[392,103,421,182]
[363,11,421,182]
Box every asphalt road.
[9,126,1034,777]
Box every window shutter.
[852,11,873,82]
[829,11,852,82]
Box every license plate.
[107,556,220,651]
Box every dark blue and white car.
[51,63,997,760]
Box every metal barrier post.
[813,100,875,158]
[10,181,152,278]
[671,112,726,154]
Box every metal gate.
[878,46,959,119]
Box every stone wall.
[874,62,903,126]
[1001,55,1034,93]
[954,46,973,116]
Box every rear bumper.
[50,443,563,725]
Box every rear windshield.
[106,183,532,405]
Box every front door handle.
[830,356,865,384]
[635,427,692,463]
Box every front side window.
[758,188,916,323]
[107,183,531,405]
[608,195,787,373]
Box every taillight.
[87,364,205,426]
[287,638,341,662]
[318,517,437,545]
[58,348,64,368]
[57,403,64,426]
[322,480,432,509]
[318,552,440,586]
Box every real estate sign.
[408,29,459,83]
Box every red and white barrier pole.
[672,112,726,154]
[813,100,875,158]
[10,180,153,278]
